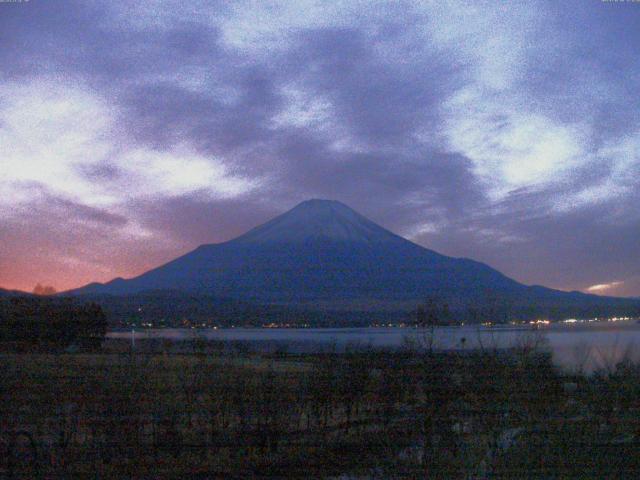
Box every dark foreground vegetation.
[3,336,640,479]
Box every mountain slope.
[0,287,30,297]
[67,200,517,303]
[66,199,639,315]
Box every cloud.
[587,281,624,293]
[420,0,542,90]
[0,78,116,210]
[442,88,591,198]
[0,78,259,214]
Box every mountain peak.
[294,198,350,208]
[234,199,400,245]
[288,198,361,218]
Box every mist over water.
[108,322,640,373]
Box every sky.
[0,0,639,296]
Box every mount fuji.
[66,199,638,319]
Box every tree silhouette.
[33,283,57,296]
[0,297,107,351]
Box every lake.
[108,321,640,373]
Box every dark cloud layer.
[1,0,639,296]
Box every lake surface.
[108,321,640,373]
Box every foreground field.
[2,340,640,478]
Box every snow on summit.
[235,199,400,244]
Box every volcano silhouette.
[67,199,635,313]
